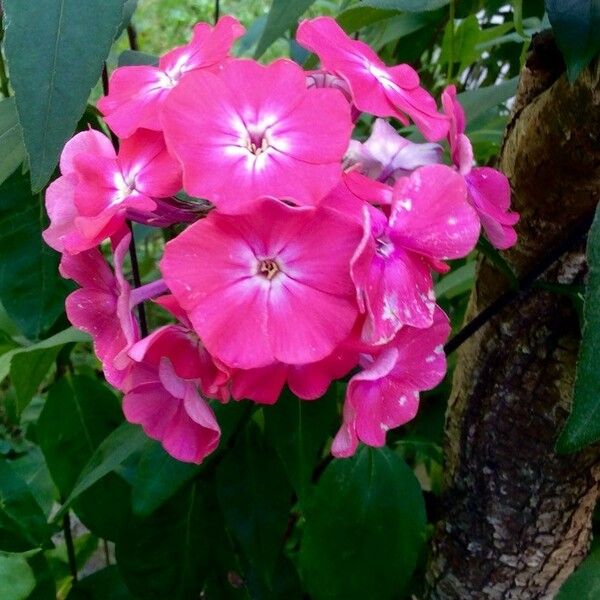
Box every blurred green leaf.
[0,552,36,600]
[117,50,158,67]
[557,205,600,452]
[300,447,426,600]
[435,262,476,299]
[264,389,337,506]
[216,422,292,593]
[0,98,26,187]
[441,14,480,74]
[556,541,600,599]
[458,77,518,125]
[118,0,139,36]
[254,0,316,58]
[365,12,435,51]
[68,565,135,600]
[336,7,398,34]
[0,170,72,339]
[9,449,57,518]
[116,480,211,599]
[546,0,600,81]
[2,0,124,190]
[360,0,449,11]
[0,461,54,552]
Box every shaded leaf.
[254,0,316,58]
[557,205,600,452]
[0,170,72,339]
[457,77,518,125]
[0,98,26,187]
[300,447,426,600]
[359,0,450,12]
[68,565,135,600]
[2,0,124,190]
[0,551,36,600]
[117,50,158,67]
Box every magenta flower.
[60,231,139,388]
[160,197,363,369]
[123,325,222,464]
[350,165,480,344]
[98,16,245,138]
[442,85,519,249]
[296,17,449,142]
[161,58,352,213]
[332,307,450,458]
[346,118,443,184]
[43,129,181,254]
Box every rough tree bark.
[424,36,600,599]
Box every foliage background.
[0,0,598,599]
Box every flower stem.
[128,223,149,337]
[63,511,78,582]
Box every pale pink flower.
[296,17,448,141]
[161,58,352,213]
[332,307,450,458]
[43,129,181,254]
[98,16,245,138]
[160,197,363,369]
[345,118,442,184]
[442,85,519,249]
[123,325,222,464]
[350,164,480,344]
[60,231,139,388]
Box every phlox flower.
[161,58,352,213]
[345,118,443,185]
[59,231,139,388]
[123,324,223,464]
[332,307,450,458]
[43,129,181,254]
[160,197,363,369]
[98,16,245,138]
[442,85,519,249]
[296,16,449,142]
[349,164,480,344]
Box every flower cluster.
[44,16,518,463]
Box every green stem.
[63,511,78,582]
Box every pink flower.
[350,164,480,344]
[442,85,519,249]
[332,307,450,458]
[161,58,352,213]
[43,129,181,254]
[98,16,245,138]
[296,16,448,141]
[229,327,363,404]
[346,118,442,184]
[60,231,139,388]
[160,197,363,369]
[123,325,222,464]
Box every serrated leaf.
[0,461,55,552]
[0,98,26,187]
[254,0,316,58]
[300,447,426,600]
[546,0,600,81]
[2,0,124,190]
[264,389,337,506]
[557,204,600,452]
[0,170,72,339]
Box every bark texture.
[425,36,600,600]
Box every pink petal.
[230,362,288,404]
[60,130,116,175]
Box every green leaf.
[546,0,600,81]
[116,480,211,599]
[60,422,147,514]
[254,0,316,58]
[457,77,518,125]
[117,50,158,67]
[216,422,292,591]
[365,12,435,51]
[0,552,36,600]
[0,327,89,384]
[264,389,337,506]
[300,447,426,600]
[557,205,600,452]
[10,347,61,416]
[68,565,135,599]
[0,170,72,339]
[0,461,54,552]
[0,98,26,187]
[441,14,480,74]
[359,0,450,12]
[336,7,399,34]
[435,262,476,299]
[38,375,132,539]
[556,541,600,599]
[2,0,125,190]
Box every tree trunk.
[424,35,600,600]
